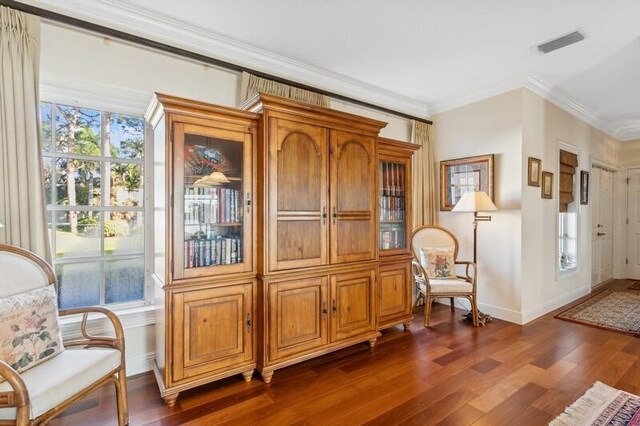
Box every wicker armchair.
[411,225,479,327]
[0,244,128,425]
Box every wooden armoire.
[241,93,386,382]
[149,92,419,403]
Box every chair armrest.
[59,306,125,352]
[454,260,477,285]
[0,359,30,420]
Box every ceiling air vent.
[537,31,585,54]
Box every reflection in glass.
[105,211,143,255]
[56,262,100,309]
[379,161,407,250]
[54,211,101,258]
[105,258,144,304]
[183,134,244,268]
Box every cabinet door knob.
[246,313,252,332]
[322,302,327,320]
[332,300,337,318]
[332,207,337,225]
[246,192,251,214]
[322,207,327,225]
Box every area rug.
[550,381,640,425]
[629,281,640,291]
[555,290,640,337]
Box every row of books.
[381,162,406,197]
[185,187,243,224]
[380,228,405,250]
[379,195,406,222]
[184,237,242,268]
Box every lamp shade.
[452,191,497,213]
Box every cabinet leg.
[368,338,377,348]
[163,394,179,408]
[241,369,254,382]
[261,369,274,384]
[403,322,411,331]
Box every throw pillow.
[420,247,456,279]
[0,285,65,381]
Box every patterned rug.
[550,381,640,425]
[629,281,640,291]
[555,290,640,337]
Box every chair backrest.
[411,225,459,262]
[0,244,55,297]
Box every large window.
[40,102,146,309]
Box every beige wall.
[520,89,623,321]
[432,88,628,324]
[432,89,524,321]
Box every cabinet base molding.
[258,331,380,383]
[153,360,256,406]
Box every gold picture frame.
[541,171,553,199]
[440,154,494,211]
[528,157,541,187]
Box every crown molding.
[523,74,640,142]
[24,0,430,118]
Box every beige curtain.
[411,120,437,227]
[239,71,330,108]
[0,6,50,262]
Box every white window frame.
[40,79,155,330]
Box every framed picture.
[440,154,494,211]
[580,170,589,205]
[528,157,541,187]
[541,171,553,199]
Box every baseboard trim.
[126,352,155,376]
[521,285,591,324]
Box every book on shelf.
[184,186,243,225]
[184,236,243,268]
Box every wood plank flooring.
[51,279,640,425]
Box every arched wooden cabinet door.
[268,118,329,271]
[329,130,377,264]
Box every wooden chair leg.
[470,297,479,327]
[450,297,455,312]
[424,297,434,327]
[115,367,129,425]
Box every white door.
[626,168,640,279]
[591,167,614,287]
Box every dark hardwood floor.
[51,279,640,425]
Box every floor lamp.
[452,191,497,325]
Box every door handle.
[332,207,337,225]
[322,302,327,320]
[322,207,327,225]
[597,232,605,236]
[332,300,337,318]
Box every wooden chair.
[0,244,129,425]
[411,225,479,327]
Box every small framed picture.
[580,170,589,205]
[528,157,541,187]
[541,171,553,199]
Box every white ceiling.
[20,0,640,139]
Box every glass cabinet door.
[173,123,253,279]
[379,160,408,253]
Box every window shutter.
[559,150,578,212]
